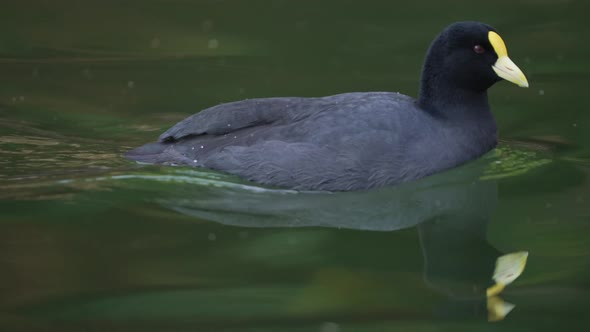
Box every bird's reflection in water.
[161,159,528,322]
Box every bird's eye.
[473,45,485,54]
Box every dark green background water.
[1,1,589,331]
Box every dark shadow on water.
[156,158,519,321]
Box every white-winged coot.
[125,21,529,191]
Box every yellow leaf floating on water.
[487,251,529,297]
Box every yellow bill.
[487,251,529,297]
[489,31,529,88]
[487,296,516,322]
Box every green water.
[1,1,589,331]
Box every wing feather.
[159,97,310,142]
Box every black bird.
[125,21,529,191]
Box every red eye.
[474,45,485,54]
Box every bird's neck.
[417,73,498,160]
[418,76,491,119]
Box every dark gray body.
[125,92,497,191]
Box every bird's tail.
[124,142,170,164]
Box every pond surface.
[1,1,589,331]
